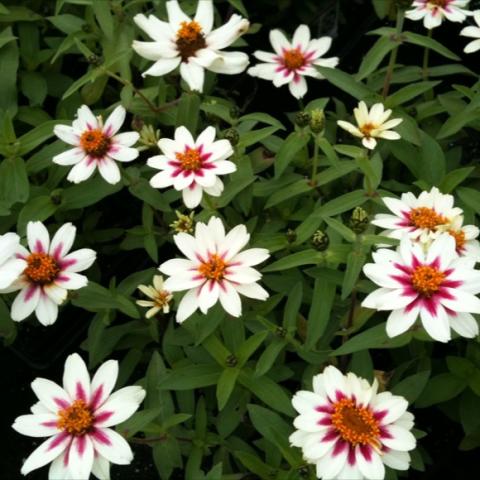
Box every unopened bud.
[312,230,329,251]
[286,228,297,244]
[349,207,369,234]
[226,354,238,367]
[139,124,161,147]
[310,109,325,134]
[223,128,239,146]
[87,54,102,66]
[170,211,195,234]
[295,111,311,128]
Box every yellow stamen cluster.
[409,207,447,230]
[283,49,305,70]
[448,229,466,251]
[331,398,380,447]
[198,254,227,281]
[80,129,110,157]
[57,399,94,436]
[176,21,206,61]
[411,265,445,297]
[176,148,203,171]
[24,253,60,284]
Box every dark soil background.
[2,0,480,478]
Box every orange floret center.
[80,129,110,157]
[448,229,466,251]
[331,398,380,447]
[359,122,376,138]
[429,0,449,7]
[411,265,445,297]
[57,399,94,436]
[283,48,306,70]
[409,207,447,230]
[198,254,227,281]
[24,253,60,284]
[176,21,206,61]
[176,148,203,171]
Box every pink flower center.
[331,398,380,447]
[176,148,203,171]
[57,399,94,436]
[283,48,306,70]
[24,253,60,284]
[411,265,445,297]
[198,254,227,281]
[428,0,449,7]
[176,21,206,61]
[80,129,111,157]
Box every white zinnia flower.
[132,0,250,92]
[148,126,236,209]
[460,10,480,52]
[53,105,140,185]
[406,0,471,29]
[3,221,96,326]
[371,187,465,246]
[12,353,145,479]
[159,217,270,322]
[447,216,480,261]
[337,101,403,150]
[0,233,28,289]
[247,24,338,99]
[290,365,416,480]
[362,234,480,342]
[136,275,173,318]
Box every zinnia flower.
[148,126,236,208]
[159,216,270,322]
[290,365,416,480]
[405,0,471,29]
[0,233,28,289]
[136,275,173,318]
[447,216,480,261]
[132,0,250,92]
[53,105,140,185]
[12,353,145,479]
[362,234,480,342]
[247,24,338,99]
[371,187,473,250]
[4,221,96,326]
[460,10,480,52]
[337,101,403,150]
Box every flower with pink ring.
[406,0,471,29]
[12,353,145,479]
[247,24,338,99]
[159,216,270,322]
[2,221,96,326]
[362,234,480,342]
[290,366,416,480]
[53,104,140,185]
[148,126,236,209]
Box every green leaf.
[0,27,18,115]
[332,323,412,356]
[158,364,222,390]
[240,126,280,148]
[216,367,241,410]
[47,14,85,34]
[240,112,284,129]
[176,92,201,134]
[341,249,367,299]
[416,373,467,408]
[458,187,480,214]
[306,278,336,348]
[0,157,29,204]
[316,66,375,100]
[128,177,170,212]
[17,120,61,155]
[392,371,431,403]
[263,249,322,272]
[61,176,122,209]
[265,179,312,208]
[255,338,286,377]
[324,217,356,242]
[234,451,277,479]
[386,81,440,107]
[117,408,163,438]
[17,195,58,233]
[237,331,268,365]
[283,282,302,330]
[20,71,47,106]
[274,131,310,178]
[92,1,114,38]
[439,167,475,193]
[403,31,460,60]
[356,36,397,81]
[239,369,294,416]
[419,132,446,185]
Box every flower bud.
[349,207,369,234]
[286,228,297,244]
[312,230,329,251]
[295,111,311,128]
[223,128,239,146]
[170,211,195,234]
[139,124,161,147]
[310,109,325,134]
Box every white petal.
[53,147,85,166]
[0,258,26,289]
[194,0,214,33]
[223,224,250,260]
[68,435,95,480]
[90,360,119,410]
[247,63,277,81]
[219,281,242,317]
[56,272,89,290]
[234,282,269,300]
[11,285,41,322]
[182,183,204,208]
[288,76,308,99]
[20,433,70,476]
[206,51,249,74]
[50,223,76,259]
[206,15,249,50]
[292,24,310,50]
[98,158,121,185]
[386,307,419,337]
[90,428,134,465]
[94,386,145,427]
[44,284,68,305]
[142,57,181,77]
[176,288,199,323]
[382,424,416,451]
[103,106,126,137]
[108,145,139,162]
[356,448,385,480]
[60,248,96,273]
[382,450,411,471]
[63,353,91,402]
[67,157,97,184]
[231,248,270,267]
[28,221,50,253]
[269,29,291,55]
[35,293,59,326]
[91,455,111,480]
[450,312,479,338]
[76,105,99,131]
[54,125,80,146]
[166,0,191,28]
[420,303,450,342]
[31,378,71,413]
[180,61,205,92]
[112,131,140,148]
[12,413,59,437]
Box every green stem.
[422,29,433,81]
[311,134,320,185]
[102,68,180,114]
[382,9,405,98]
